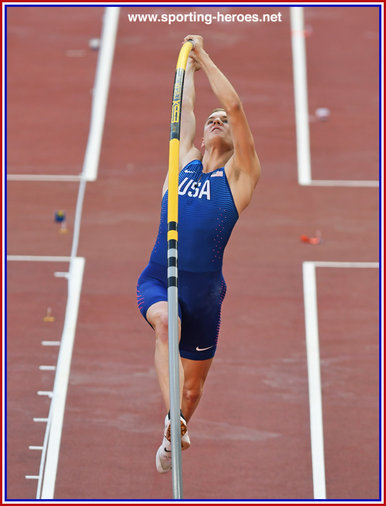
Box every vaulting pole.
[167,40,194,499]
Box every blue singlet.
[137,160,239,360]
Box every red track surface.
[6,5,380,501]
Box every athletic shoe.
[155,414,191,474]
[155,437,172,473]
[164,414,191,450]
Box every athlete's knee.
[152,311,169,344]
[147,303,181,345]
[182,384,203,406]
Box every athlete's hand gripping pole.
[167,40,194,500]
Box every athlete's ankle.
[167,409,186,422]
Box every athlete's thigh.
[137,263,166,317]
[178,271,227,360]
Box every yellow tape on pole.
[167,138,180,228]
[167,41,194,229]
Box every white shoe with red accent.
[155,414,191,473]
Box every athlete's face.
[202,110,233,148]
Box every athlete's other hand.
[184,35,203,70]
[187,55,201,72]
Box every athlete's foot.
[164,413,191,450]
[156,436,172,473]
[155,414,191,474]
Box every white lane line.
[41,341,61,347]
[37,391,53,398]
[39,365,56,371]
[25,476,39,480]
[309,180,379,188]
[33,418,48,423]
[313,261,379,269]
[290,6,312,186]
[302,260,379,499]
[7,255,71,262]
[82,6,120,182]
[7,174,81,182]
[29,446,43,451]
[39,256,85,499]
[7,6,119,184]
[54,272,70,279]
[302,261,326,499]
[290,8,378,189]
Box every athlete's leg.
[181,357,213,422]
[146,301,184,412]
[147,302,191,472]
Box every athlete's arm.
[162,58,202,196]
[185,35,261,213]
[179,58,202,168]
